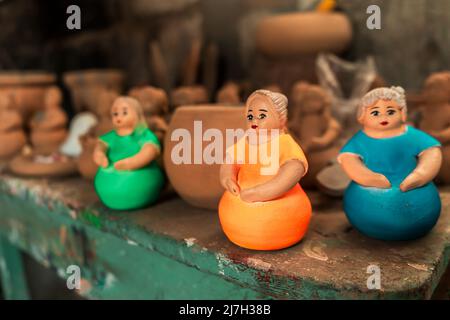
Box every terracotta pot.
[256,12,352,56]
[0,71,56,117]
[77,134,99,180]
[63,69,124,113]
[0,131,26,160]
[164,105,245,209]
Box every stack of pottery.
[164,105,246,209]
[0,71,56,118]
[9,86,77,177]
[30,86,68,155]
[0,94,26,161]
[63,69,124,114]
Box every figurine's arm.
[114,143,160,171]
[93,141,109,168]
[31,110,67,130]
[220,163,240,196]
[339,153,391,188]
[239,160,305,203]
[400,147,442,192]
[309,117,341,151]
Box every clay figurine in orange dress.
[219,89,312,250]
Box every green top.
[100,128,161,164]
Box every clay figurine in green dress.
[93,96,165,210]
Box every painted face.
[111,101,138,130]
[245,95,283,132]
[359,99,405,131]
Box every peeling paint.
[184,237,197,247]
[246,258,272,272]
[407,263,432,272]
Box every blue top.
[340,126,441,185]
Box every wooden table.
[0,173,449,299]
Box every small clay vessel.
[0,71,56,118]
[219,90,312,250]
[170,86,208,111]
[30,86,68,156]
[289,82,342,188]
[164,105,245,209]
[93,96,165,210]
[128,86,169,142]
[418,72,450,184]
[256,12,352,56]
[0,94,27,160]
[339,87,442,241]
[63,69,124,114]
[216,82,242,105]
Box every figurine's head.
[44,86,62,108]
[291,82,330,114]
[129,86,169,116]
[111,96,147,133]
[171,86,208,110]
[423,72,450,104]
[245,89,288,133]
[357,86,407,131]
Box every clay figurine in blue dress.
[338,86,443,240]
[93,96,165,210]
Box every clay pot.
[0,131,26,160]
[77,134,99,180]
[256,12,352,56]
[170,86,208,111]
[0,71,56,117]
[63,69,124,113]
[164,105,245,209]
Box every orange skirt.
[218,184,312,250]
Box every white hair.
[358,86,407,118]
[248,89,288,121]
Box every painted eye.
[123,111,128,116]
[113,112,119,117]
[370,111,380,116]
[247,114,253,121]
[258,113,267,120]
[387,110,396,115]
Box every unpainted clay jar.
[289,82,341,188]
[419,71,450,184]
[0,72,56,118]
[30,86,68,156]
[128,86,169,142]
[164,105,246,209]
[63,69,124,113]
[216,82,242,105]
[170,86,208,111]
[256,12,352,56]
[0,94,27,160]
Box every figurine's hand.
[114,158,131,171]
[224,178,240,196]
[400,172,426,192]
[368,173,391,189]
[240,188,260,203]
[93,150,108,168]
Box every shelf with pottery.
[0,173,449,299]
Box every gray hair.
[358,86,407,118]
[248,89,288,121]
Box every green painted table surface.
[0,173,449,299]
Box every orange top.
[227,133,308,189]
